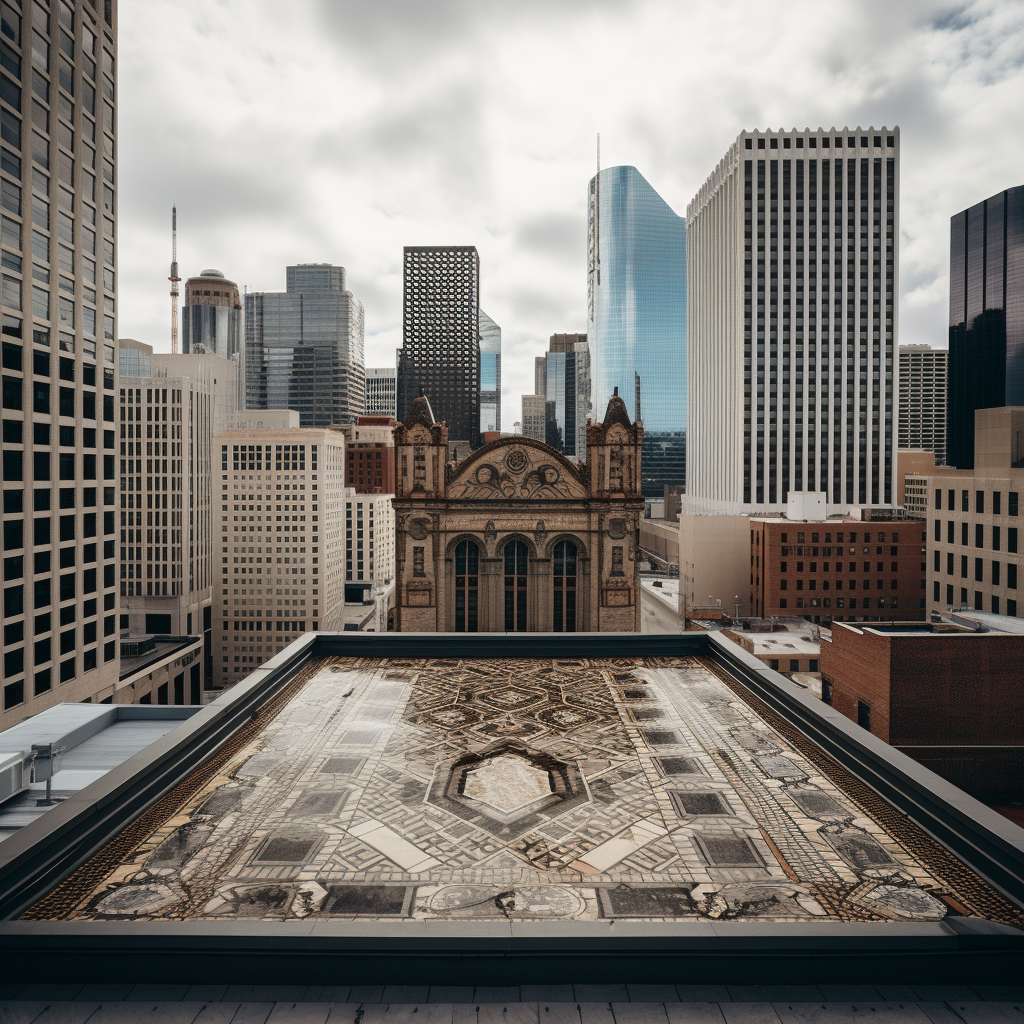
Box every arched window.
[504,540,528,631]
[553,540,577,632]
[454,540,479,632]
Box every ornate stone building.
[393,393,644,632]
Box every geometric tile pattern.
[61,657,995,923]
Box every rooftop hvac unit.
[0,750,27,805]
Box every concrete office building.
[947,185,1024,469]
[589,166,686,494]
[181,269,244,413]
[364,367,396,418]
[898,345,946,459]
[520,394,546,442]
[212,428,346,689]
[397,246,480,447]
[924,406,1023,619]
[334,415,396,495]
[479,311,501,435]
[117,339,244,689]
[245,264,364,427]
[0,0,120,727]
[343,488,395,603]
[687,128,900,514]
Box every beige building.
[521,394,546,442]
[678,509,752,619]
[115,634,204,705]
[925,407,1023,619]
[639,518,679,569]
[1,0,121,729]
[898,345,947,459]
[213,429,346,688]
[898,449,936,515]
[227,410,299,431]
[393,394,644,632]
[344,488,395,597]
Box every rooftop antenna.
[168,205,180,354]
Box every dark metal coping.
[0,631,1021,984]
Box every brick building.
[820,619,1024,802]
[334,416,396,495]
[751,509,927,624]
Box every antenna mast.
[595,134,600,285]
[169,205,180,354]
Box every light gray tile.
[539,1006,581,1024]
[628,989,680,1005]
[612,1004,670,1024]
[248,992,310,1006]
[526,991,576,1006]
[675,992,731,1006]
[720,1004,782,1024]
[917,1005,967,1024]
[325,1005,364,1024]
[730,991,820,1005]
[0,1003,53,1024]
[126,987,191,1003]
[474,991,522,1006]
[947,1006,1024,1024]
[186,988,231,1003]
[87,1003,206,1024]
[72,987,133,1003]
[665,1006,726,1024]
[816,990,883,1003]
[969,990,1024,1003]
[379,1006,454,1024]
[774,1005,930,1024]
[383,990,431,1006]
[479,1006,538,1024]
[266,1005,333,1024]
[430,992,476,1006]
[578,1004,616,1024]
[873,990,919,1004]
[350,989,386,1006]
[228,1005,275,1024]
[29,1006,103,1024]
[575,990,628,1006]
[912,991,982,1005]
[192,1006,245,1024]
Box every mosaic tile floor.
[54,657,1000,922]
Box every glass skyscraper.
[537,333,589,458]
[244,264,364,427]
[182,269,244,413]
[587,166,687,435]
[947,185,1024,469]
[479,309,500,434]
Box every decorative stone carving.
[504,448,528,473]
[535,520,547,544]
[408,518,430,541]
[484,520,496,544]
[608,518,627,539]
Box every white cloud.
[118,0,1024,422]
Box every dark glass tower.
[398,246,480,447]
[947,186,1024,469]
[244,264,364,427]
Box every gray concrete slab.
[324,1005,364,1024]
[873,990,919,1004]
[527,989,576,1005]
[31,1006,104,1024]
[719,1004,782,1024]
[379,1006,455,1024]
[265,1004,332,1024]
[969,990,1024,1003]
[429,991,476,1005]
[8,991,82,1005]
[191,1006,244,1024]
[0,1004,53,1024]
[773,1004,931,1024]
[186,989,231,1003]
[912,991,984,1005]
[539,1005,581,1024]
[71,987,133,1003]
[946,1006,1024,1024]
[665,1006,726,1024]
[226,1005,275,1024]
[611,1003,670,1024]
[474,991,523,1005]
[575,989,628,1005]
[349,989,386,1006]
[578,1004,616,1024]
[729,991,821,1005]
[815,989,881,1003]
[478,1006,538,1024]
[627,990,681,1005]
[674,992,732,1006]
[126,987,193,1002]
[87,1002,206,1023]
[917,1005,966,1024]
[383,989,431,1006]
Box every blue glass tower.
[588,166,686,494]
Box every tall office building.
[947,185,1024,470]
[118,339,242,690]
[899,344,947,459]
[536,333,590,459]
[213,428,346,689]
[244,264,364,427]
[1,0,120,726]
[521,394,546,442]
[397,246,480,447]
[364,367,396,417]
[588,166,686,494]
[686,127,900,512]
[479,310,501,434]
[181,268,244,412]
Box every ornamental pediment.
[448,441,589,501]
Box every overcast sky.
[118,0,1024,423]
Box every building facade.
[898,344,946,458]
[334,415,396,494]
[687,128,900,513]
[750,501,926,624]
[479,310,501,434]
[397,246,480,447]
[924,406,1023,619]
[520,394,545,442]
[212,428,346,689]
[181,269,244,413]
[343,488,395,601]
[393,394,644,633]
[947,185,1024,470]
[536,333,591,460]
[821,620,1024,802]
[1,0,120,726]
[364,366,396,418]
[244,264,364,427]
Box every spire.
[168,205,180,354]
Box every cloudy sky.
[119,0,1024,422]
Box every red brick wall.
[345,443,395,494]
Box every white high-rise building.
[898,345,946,459]
[364,367,396,418]
[686,127,900,514]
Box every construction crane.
[168,205,180,354]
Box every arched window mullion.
[553,540,577,632]
[455,539,479,632]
